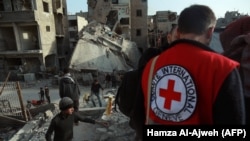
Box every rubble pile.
[0,126,21,141]
[9,104,60,141]
[4,96,136,141]
[69,21,141,73]
[0,79,136,141]
[95,111,135,141]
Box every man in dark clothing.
[111,71,117,88]
[105,73,111,88]
[91,79,104,107]
[114,47,161,140]
[45,97,108,141]
[44,85,51,103]
[223,33,250,124]
[220,16,250,52]
[133,4,246,141]
[59,68,81,113]
[159,24,178,52]
[220,16,250,124]
[128,47,161,141]
[39,87,45,101]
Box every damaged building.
[87,0,148,52]
[66,0,148,83]
[68,14,88,49]
[148,10,178,48]
[69,21,141,75]
[0,0,70,81]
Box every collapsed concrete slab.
[69,21,142,73]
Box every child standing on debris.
[45,97,108,141]
[39,87,45,101]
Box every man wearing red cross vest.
[141,4,246,127]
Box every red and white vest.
[142,42,239,125]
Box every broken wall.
[88,0,112,23]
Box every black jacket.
[59,75,80,100]
[45,112,95,141]
[91,82,103,93]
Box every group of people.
[124,4,249,141]
[44,4,250,141]
[46,68,107,141]
[39,85,50,103]
[58,68,105,113]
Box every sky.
[66,0,250,18]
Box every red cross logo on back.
[159,79,181,110]
[151,65,197,122]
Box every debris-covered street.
[0,79,136,141]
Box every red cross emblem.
[159,79,181,110]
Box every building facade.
[216,11,248,28]
[68,14,88,49]
[87,0,148,52]
[0,0,70,81]
[148,10,178,48]
[129,0,148,52]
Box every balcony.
[0,50,43,58]
[0,11,35,23]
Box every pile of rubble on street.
[9,103,136,141]
[0,81,136,141]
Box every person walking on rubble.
[39,87,45,102]
[132,5,246,140]
[90,79,104,107]
[44,85,51,103]
[111,70,117,88]
[105,73,111,88]
[45,97,108,141]
[59,67,81,124]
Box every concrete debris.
[0,79,136,141]
[9,104,60,141]
[6,95,135,141]
[0,127,20,141]
[69,21,141,73]
[44,110,54,119]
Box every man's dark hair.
[178,4,216,35]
